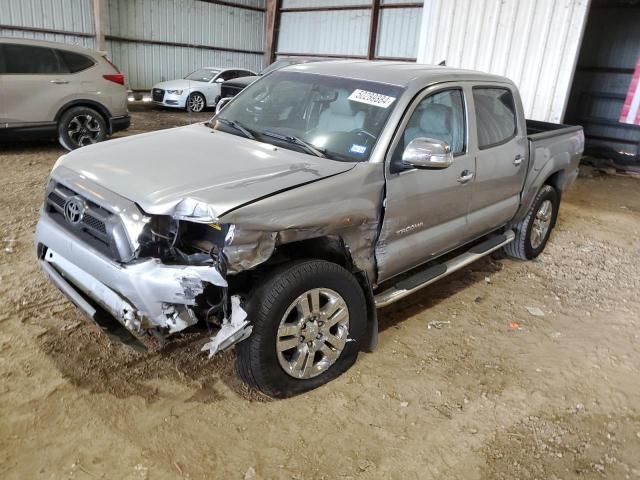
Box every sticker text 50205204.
[348,89,396,108]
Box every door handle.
[50,79,69,85]
[513,155,524,166]
[457,170,474,184]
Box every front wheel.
[186,92,206,112]
[236,260,367,398]
[58,107,107,150]
[504,184,559,260]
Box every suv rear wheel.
[236,260,366,398]
[58,106,107,150]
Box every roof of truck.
[284,60,514,88]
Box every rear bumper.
[110,114,130,133]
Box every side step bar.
[374,230,515,308]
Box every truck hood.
[56,123,356,219]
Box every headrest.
[329,89,355,116]
[419,103,452,135]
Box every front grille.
[152,88,165,102]
[46,183,115,257]
[83,213,107,234]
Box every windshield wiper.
[215,118,256,140]
[261,130,326,158]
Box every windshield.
[185,68,220,82]
[212,71,405,162]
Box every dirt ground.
[1,105,639,480]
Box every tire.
[236,260,367,398]
[57,106,107,151]
[186,92,206,112]
[504,184,559,260]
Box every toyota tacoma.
[36,61,584,397]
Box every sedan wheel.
[187,93,205,112]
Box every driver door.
[375,86,475,282]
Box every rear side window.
[473,87,517,149]
[57,50,95,73]
[0,44,62,74]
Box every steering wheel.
[350,128,376,140]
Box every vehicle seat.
[404,103,453,148]
[317,90,365,132]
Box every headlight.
[167,89,183,94]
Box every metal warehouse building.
[1,0,638,162]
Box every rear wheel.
[504,184,559,260]
[58,106,107,150]
[236,260,366,398]
[186,92,206,112]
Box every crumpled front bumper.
[35,212,227,335]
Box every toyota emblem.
[64,197,85,225]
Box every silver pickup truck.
[35,61,584,397]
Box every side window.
[393,89,466,162]
[2,44,62,74]
[219,70,237,82]
[473,87,517,149]
[57,50,95,73]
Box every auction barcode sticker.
[348,89,396,108]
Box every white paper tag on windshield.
[348,89,396,108]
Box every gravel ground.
[1,105,639,479]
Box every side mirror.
[402,137,453,169]
[216,97,232,114]
[215,77,225,83]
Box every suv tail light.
[102,56,125,85]
[103,73,125,85]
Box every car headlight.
[167,89,183,94]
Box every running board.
[374,230,515,308]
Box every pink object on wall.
[620,57,640,126]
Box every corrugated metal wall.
[0,0,266,90]
[277,1,423,60]
[417,0,590,123]
[278,8,370,56]
[0,0,96,48]
[106,0,265,90]
[377,2,422,59]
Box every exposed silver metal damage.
[201,295,252,358]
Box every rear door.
[466,85,528,238]
[0,43,75,125]
[376,85,475,281]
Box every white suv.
[0,37,130,150]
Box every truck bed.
[526,119,582,141]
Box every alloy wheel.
[531,199,553,249]
[67,114,102,147]
[276,288,350,379]
[188,94,205,112]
